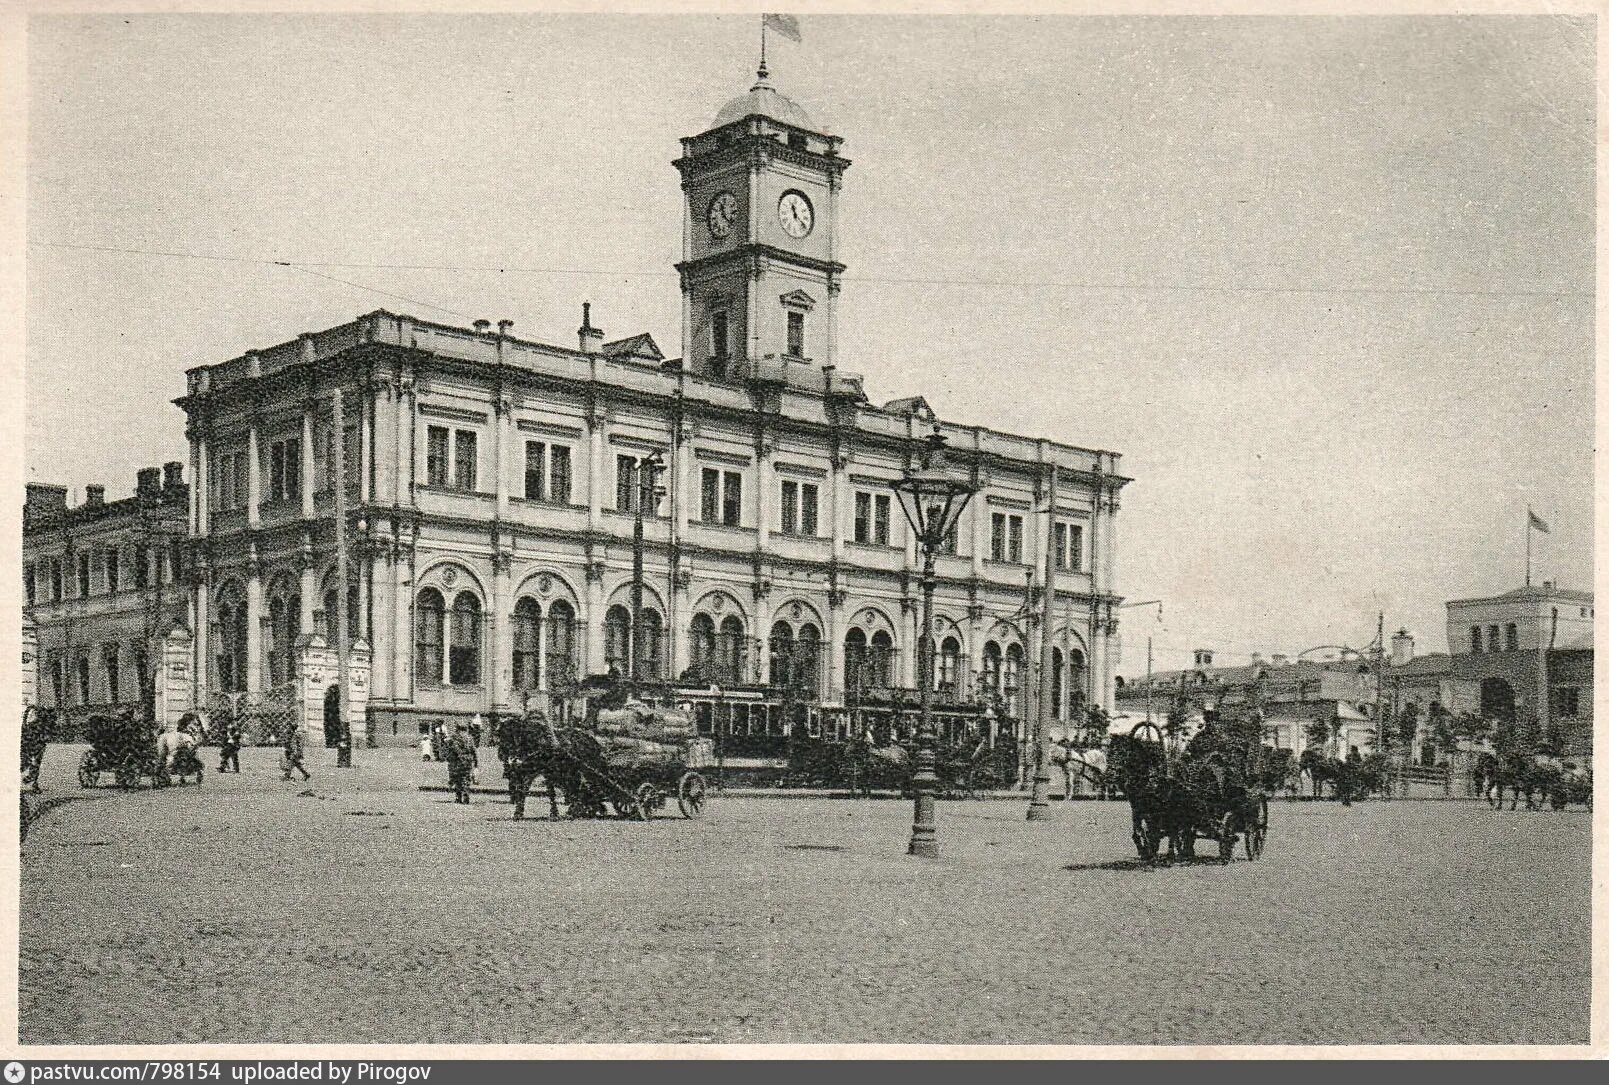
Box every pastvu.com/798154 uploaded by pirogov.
[6,1064,430,1084]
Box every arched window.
[449,593,482,685]
[546,600,577,686]
[1487,625,1500,655]
[770,621,796,689]
[870,629,894,688]
[604,606,632,674]
[1051,646,1064,718]
[1067,647,1087,717]
[640,609,664,679]
[938,636,960,694]
[1505,623,1518,652]
[797,623,821,694]
[512,597,541,692]
[322,582,361,646]
[214,583,248,693]
[266,577,301,686]
[982,642,1002,695]
[718,615,747,684]
[415,589,445,685]
[1004,643,1024,716]
[1470,625,1482,653]
[690,613,717,679]
[844,628,868,692]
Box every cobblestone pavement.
[20,743,1591,1046]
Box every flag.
[1528,508,1551,534]
[764,13,803,43]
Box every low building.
[21,465,190,736]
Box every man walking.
[445,723,475,804]
[283,724,311,782]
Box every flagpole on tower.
[759,16,767,79]
[1526,507,1532,587]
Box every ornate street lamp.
[891,428,979,857]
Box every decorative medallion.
[442,567,457,587]
[538,574,552,596]
[711,594,725,613]
[790,602,802,619]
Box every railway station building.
[172,68,1129,744]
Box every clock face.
[706,191,738,240]
[778,190,814,239]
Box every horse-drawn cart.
[1109,721,1269,863]
[77,713,204,790]
[515,704,712,821]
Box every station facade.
[174,69,1129,742]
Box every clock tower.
[674,67,849,383]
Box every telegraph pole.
[1027,462,1058,821]
[333,386,352,767]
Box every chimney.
[1390,628,1414,668]
[163,461,184,492]
[1193,648,1214,669]
[497,319,514,337]
[473,319,491,336]
[84,484,105,508]
[578,301,603,354]
[1271,653,1289,668]
[136,467,162,497]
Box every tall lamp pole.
[1118,600,1163,723]
[631,451,665,687]
[891,429,979,858]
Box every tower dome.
[710,69,820,133]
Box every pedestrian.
[445,723,475,804]
[218,714,242,774]
[283,725,311,782]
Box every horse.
[21,706,51,793]
[1048,738,1108,800]
[1476,750,1551,811]
[1299,748,1338,799]
[155,722,202,785]
[1108,729,1194,862]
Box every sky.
[24,13,1595,672]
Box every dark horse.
[21,706,52,793]
[1475,750,1556,811]
[1108,729,1197,861]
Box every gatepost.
[349,638,373,747]
[154,626,195,730]
[296,633,333,739]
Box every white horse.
[1047,730,1109,799]
[155,719,202,780]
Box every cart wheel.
[633,783,657,822]
[677,772,707,819]
[1216,812,1236,864]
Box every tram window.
[807,707,822,738]
[769,707,785,737]
[695,704,713,736]
[733,703,750,736]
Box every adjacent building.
[21,465,190,735]
[172,67,1130,743]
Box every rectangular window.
[1008,515,1023,564]
[854,492,871,543]
[23,563,35,606]
[1067,524,1083,572]
[701,468,720,522]
[787,311,805,357]
[781,480,798,535]
[133,647,149,701]
[874,494,890,545]
[104,548,119,594]
[104,645,120,704]
[617,455,640,513]
[722,471,742,527]
[48,652,63,707]
[77,551,91,597]
[991,512,1006,561]
[426,426,450,487]
[76,655,91,705]
[711,311,729,362]
[549,446,573,504]
[231,450,248,509]
[453,430,478,491]
[800,482,818,536]
[269,437,302,502]
[133,546,149,590]
[215,453,234,511]
[525,442,546,502]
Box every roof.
[601,333,664,362]
[711,73,819,132]
[1388,653,1453,678]
[1447,585,1593,606]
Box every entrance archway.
[323,684,343,747]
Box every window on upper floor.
[711,311,730,372]
[104,547,119,594]
[991,511,1024,563]
[1505,623,1518,652]
[524,441,575,504]
[268,436,302,503]
[853,491,892,545]
[76,551,91,597]
[779,479,819,536]
[701,467,742,527]
[212,448,249,512]
[786,311,805,358]
[49,558,63,602]
[133,546,149,590]
[427,426,450,487]
[23,563,34,606]
[1052,522,1084,571]
[454,430,478,492]
[1470,625,1482,653]
[616,455,641,513]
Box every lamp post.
[891,429,979,858]
[1118,600,1163,723]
